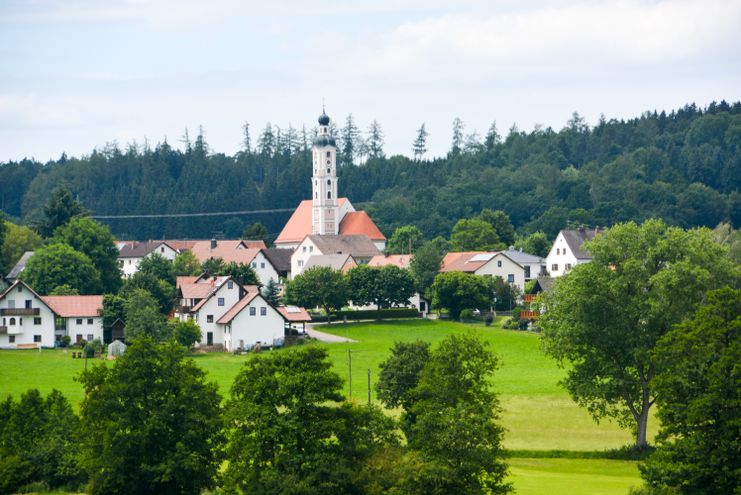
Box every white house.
[291,234,381,279]
[218,292,286,352]
[118,240,193,278]
[0,280,104,349]
[440,249,545,293]
[545,228,601,277]
[190,239,279,286]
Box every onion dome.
[318,112,330,126]
[313,135,330,146]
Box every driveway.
[306,324,357,343]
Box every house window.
[252,262,257,268]
[87,334,93,341]
[260,307,267,316]
[9,335,15,343]
[87,318,93,325]
[551,264,558,272]
[9,318,15,325]
[302,246,307,252]
[497,260,502,268]
[249,307,256,316]
[298,260,304,267]
[160,247,165,253]
[309,246,313,252]
[556,248,560,255]
[227,281,234,289]
[25,300,32,308]
[507,274,515,283]
[33,335,41,343]
[218,298,225,306]
[17,286,22,293]
[260,262,265,269]
[327,179,331,185]
[524,266,531,278]
[77,319,83,325]
[207,315,214,323]
[34,317,41,325]
[128,260,132,265]
[565,263,572,271]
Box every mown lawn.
[0,318,649,494]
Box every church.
[274,110,386,252]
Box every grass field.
[0,318,649,494]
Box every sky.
[1,0,740,162]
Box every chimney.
[210,238,217,249]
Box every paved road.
[306,324,357,343]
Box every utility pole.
[348,349,352,400]
[367,369,371,405]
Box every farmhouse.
[0,280,104,349]
[117,240,196,278]
[440,248,545,293]
[274,110,386,251]
[291,234,381,278]
[190,239,279,285]
[545,228,601,277]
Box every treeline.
[1,102,740,240]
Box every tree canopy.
[285,266,349,322]
[431,271,492,320]
[540,219,738,448]
[21,243,101,294]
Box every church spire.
[311,109,338,235]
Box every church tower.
[311,110,339,235]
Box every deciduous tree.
[387,225,424,254]
[79,338,224,495]
[431,271,492,320]
[450,218,505,251]
[347,264,415,318]
[285,266,348,323]
[0,221,43,274]
[21,243,101,294]
[540,219,737,448]
[172,250,202,276]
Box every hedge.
[309,308,420,321]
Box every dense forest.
[1,101,739,241]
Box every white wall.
[290,238,320,279]
[66,317,104,344]
[222,295,284,352]
[194,280,242,346]
[0,285,56,348]
[476,254,526,292]
[250,251,280,285]
[120,257,142,278]
[546,232,581,278]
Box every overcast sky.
[1,0,740,162]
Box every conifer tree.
[412,123,429,161]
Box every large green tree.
[225,346,396,495]
[0,221,43,274]
[540,219,738,448]
[513,231,551,258]
[21,243,101,294]
[639,288,740,494]
[347,264,415,317]
[285,266,349,323]
[137,253,175,285]
[120,271,175,314]
[172,250,202,277]
[79,338,224,495]
[387,225,424,254]
[450,218,505,251]
[123,289,169,341]
[479,209,516,247]
[52,216,122,293]
[37,185,90,238]
[409,239,445,297]
[431,271,492,320]
[242,221,270,245]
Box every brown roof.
[339,211,386,241]
[562,229,601,259]
[440,252,492,272]
[307,234,381,259]
[176,276,199,288]
[164,240,198,251]
[216,292,260,324]
[262,248,292,274]
[276,306,312,322]
[368,254,412,268]
[242,240,267,249]
[41,296,104,317]
[304,254,357,273]
[275,198,350,245]
[190,240,262,265]
[180,283,218,300]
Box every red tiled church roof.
[339,211,385,241]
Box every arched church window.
[328,191,332,199]
[327,179,331,186]
[327,168,330,173]
[326,151,331,158]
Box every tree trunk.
[635,389,652,449]
[325,306,331,324]
[377,302,382,321]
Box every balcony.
[520,310,539,320]
[523,294,538,303]
[0,326,6,334]
[1,308,40,316]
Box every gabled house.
[545,228,601,277]
[262,248,292,280]
[521,276,555,321]
[118,240,195,278]
[290,234,381,279]
[190,239,279,286]
[303,254,358,274]
[0,280,104,348]
[217,292,286,352]
[440,249,545,293]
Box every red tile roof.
[440,252,492,273]
[40,296,104,317]
[276,306,312,322]
[339,211,386,241]
[368,254,413,268]
[275,199,350,244]
[216,292,260,324]
[176,276,199,289]
[190,240,262,265]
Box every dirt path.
[306,324,357,343]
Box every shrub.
[0,455,35,495]
[60,335,71,347]
[459,309,475,321]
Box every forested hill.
[1,101,740,241]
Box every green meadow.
[0,318,649,494]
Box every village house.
[0,280,104,349]
[545,228,601,277]
[290,234,381,279]
[440,248,545,293]
[190,239,280,286]
[117,240,196,278]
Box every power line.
[92,207,296,220]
